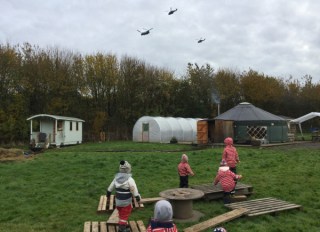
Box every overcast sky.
[1,0,320,83]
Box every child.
[213,160,242,204]
[147,200,178,232]
[222,137,240,174]
[177,154,195,188]
[107,160,141,232]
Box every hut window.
[247,126,267,139]
[76,122,79,131]
[57,121,63,131]
[70,121,73,131]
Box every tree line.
[1,43,319,144]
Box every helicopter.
[197,38,206,43]
[137,28,153,36]
[168,7,178,15]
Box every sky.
[1,0,320,83]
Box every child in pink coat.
[222,137,240,174]
[177,154,194,188]
[214,160,242,204]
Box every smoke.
[211,89,220,104]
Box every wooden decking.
[191,182,253,200]
[225,197,302,216]
[84,220,146,232]
[97,195,144,213]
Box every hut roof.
[214,102,285,121]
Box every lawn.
[0,141,319,232]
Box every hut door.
[142,123,149,142]
[197,121,208,144]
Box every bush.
[170,136,178,144]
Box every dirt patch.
[0,148,34,161]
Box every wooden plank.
[83,221,91,232]
[225,197,302,217]
[108,224,117,232]
[183,208,249,232]
[97,195,108,213]
[84,221,146,232]
[102,195,107,212]
[249,204,302,216]
[107,208,119,225]
[230,195,247,203]
[140,197,165,204]
[133,196,139,208]
[97,194,146,214]
[109,195,115,211]
[100,222,107,232]
[129,221,139,232]
[191,182,253,200]
[137,220,147,232]
[92,221,99,232]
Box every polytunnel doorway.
[142,123,149,142]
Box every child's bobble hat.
[119,160,131,173]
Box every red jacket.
[222,146,239,168]
[147,223,178,232]
[214,167,241,192]
[178,162,194,176]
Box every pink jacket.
[222,137,239,168]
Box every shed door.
[142,123,149,142]
[197,121,208,144]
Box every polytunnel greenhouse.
[132,116,201,143]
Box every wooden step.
[84,220,146,232]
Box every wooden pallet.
[84,220,146,232]
[225,197,302,216]
[183,208,249,232]
[191,182,253,200]
[97,195,144,213]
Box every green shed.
[213,102,289,144]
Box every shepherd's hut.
[27,114,85,149]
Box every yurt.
[213,102,289,144]
[132,116,200,143]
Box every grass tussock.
[0,142,320,232]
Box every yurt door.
[142,123,149,142]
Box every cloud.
[1,0,320,82]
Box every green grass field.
[1,142,320,232]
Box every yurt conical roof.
[214,102,285,121]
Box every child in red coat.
[107,160,141,232]
[177,154,195,188]
[222,137,240,174]
[214,160,242,204]
[147,200,178,232]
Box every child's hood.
[218,166,229,172]
[115,173,131,184]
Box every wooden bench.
[84,220,146,232]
